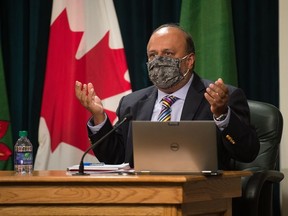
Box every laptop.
[132,121,220,175]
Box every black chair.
[232,100,284,216]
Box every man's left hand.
[204,78,229,117]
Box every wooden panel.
[0,184,182,204]
[182,199,232,216]
[0,204,180,216]
[183,177,241,202]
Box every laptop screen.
[132,121,218,174]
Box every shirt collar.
[157,73,194,103]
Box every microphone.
[73,113,133,175]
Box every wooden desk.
[0,171,250,216]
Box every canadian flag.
[34,0,131,170]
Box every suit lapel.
[135,87,158,120]
[181,73,206,120]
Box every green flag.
[0,44,13,170]
[180,0,238,86]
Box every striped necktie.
[157,95,179,122]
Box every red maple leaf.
[0,143,12,161]
[41,9,130,153]
[0,120,12,161]
[0,120,9,139]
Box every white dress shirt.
[151,75,193,121]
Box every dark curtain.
[232,0,279,105]
[0,0,280,214]
[0,0,52,152]
[113,0,182,90]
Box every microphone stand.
[73,114,132,176]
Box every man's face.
[146,26,195,93]
[147,27,187,62]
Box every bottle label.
[15,152,33,165]
[15,146,32,152]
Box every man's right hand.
[75,81,106,125]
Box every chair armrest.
[243,170,284,204]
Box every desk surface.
[0,170,250,182]
[0,170,251,216]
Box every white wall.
[279,0,288,215]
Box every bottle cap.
[19,131,28,137]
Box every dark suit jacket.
[88,72,260,170]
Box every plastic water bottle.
[14,131,33,174]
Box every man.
[75,24,259,170]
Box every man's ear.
[188,53,195,69]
